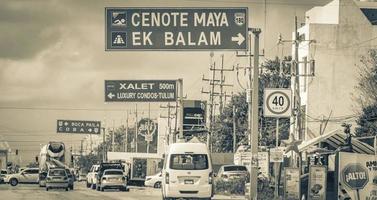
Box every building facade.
[296,0,377,140]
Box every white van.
[162,142,213,200]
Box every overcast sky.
[0,0,331,165]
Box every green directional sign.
[105,7,248,50]
[57,120,101,134]
[105,80,177,102]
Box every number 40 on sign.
[263,88,292,118]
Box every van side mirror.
[213,173,217,177]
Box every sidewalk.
[212,195,245,200]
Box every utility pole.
[233,105,237,153]
[147,103,151,153]
[211,55,234,114]
[125,110,129,152]
[112,119,115,152]
[250,28,261,200]
[160,103,176,145]
[135,104,138,153]
[102,127,106,162]
[178,78,184,140]
[235,28,262,200]
[80,139,83,157]
[202,55,233,151]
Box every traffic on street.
[0,0,377,200]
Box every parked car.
[162,143,214,200]
[145,171,162,188]
[7,168,39,186]
[95,162,124,191]
[38,171,47,187]
[0,169,8,184]
[65,168,74,190]
[97,169,128,192]
[87,164,99,189]
[216,165,249,181]
[78,172,87,182]
[46,168,69,191]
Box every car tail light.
[102,177,107,181]
[209,172,213,184]
[165,172,169,184]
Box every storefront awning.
[298,130,375,155]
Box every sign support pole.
[275,118,279,199]
[249,28,261,200]
[178,79,184,139]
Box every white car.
[162,143,214,200]
[86,164,99,189]
[144,172,162,188]
[7,168,39,186]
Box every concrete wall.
[298,0,377,140]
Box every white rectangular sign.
[264,88,292,118]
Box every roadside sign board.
[284,167,301,200]
[341,163,369,190]
[183,100,206,131]
[264,88,292,118]
[336,152,376,200]
[308,165,327,200]
[270,147,285,162]
[57,120,101,134]
[105,80,177,102]
[105,7,248,51]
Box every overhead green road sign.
[105,80,177,102]
[105,7,248,51]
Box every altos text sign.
[57,120,101,134]
[105,80,177,102]
[105,7,248,50]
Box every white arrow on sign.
[231,33,245,45]
[107,93,115,99]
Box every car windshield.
[49,169,66,176]
[224,166,247,172]
[170,154,208,170]
[104,170,123,175]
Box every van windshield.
[170,154,208,170]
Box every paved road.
[0,182,245,200]
[0,182,161,200]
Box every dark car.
[0,169,7,184]
[65,169,74,190]
[95,162,124,191]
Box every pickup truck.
[86,165,99,189]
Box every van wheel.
[65,187,69,191]
[154,181,161,188]
[96,186,100,191]
[10,178,18,186]
[46,187,49,191]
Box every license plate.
[184,180,194,184]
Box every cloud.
[0,0,72,59]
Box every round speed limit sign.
[264,89,292,117]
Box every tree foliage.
[355,49,377,137]
[212,57,292,152]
